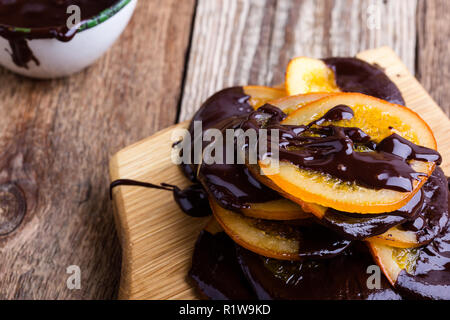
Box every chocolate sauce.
[5,37,40,69]
[109,179,211,218]
[377,133,442,164]
[324,57,406,105]
[321,188,424,241]
[294,225,352,259]
[189,230,256,300]
[322,169,448,242]
[398,167,449,244]
[198,162,282,211]
[179,87,254,181]
[236,243,402,300]
[394,172,450,300]
[178,87,282,210]
[0,0,118,68]
[196,114,282,210]
[245,104,441,192]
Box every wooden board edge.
[109,121,190,300]
[358,47,444,110]
[109,154,133,299]
[357,46,450,125]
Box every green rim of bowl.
[78,0,133,32]
[3,0,133,34]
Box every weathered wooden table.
[0,0,448,300]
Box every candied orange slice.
[285,57,341,95]
[211,199,351,261]
[211,199,306,260]
[244,86,286,109]
[368,241,419,285]
[305,202,423,248]
[277,195,422,248]
[260,93,438,214]
[242,199,311,221]
[270,92,335,114]
[367,227,422,249]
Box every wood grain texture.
[180,0,418,121]
[416,0,450,116]
[110,122,207,300]
[0,0,195,299]
[111,48,450,300]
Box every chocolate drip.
[245,104,441,192]
[291,224,352,259]
[0,0,118,68]
[322,188,424,241]
[398,167,449,244]
[189,230,256,300]
[377,134,442,164]
[324,57,406,105]
[197,117,282,210]
[110,179,211,218]
[198,162,282,211]
[236,243,401,300]
[5,37,39,69]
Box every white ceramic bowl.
[0,0,137,79]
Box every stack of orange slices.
[187,57,449,300]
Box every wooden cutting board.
[109,47,450,300]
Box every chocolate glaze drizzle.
[0,0,118,68]
[243,104,441,192]
[321,188,424,241]
[180,87,254,181]
[178,87,282,211]
[322,168,448,242]
[324,57,406,105]
[291,224,352,259]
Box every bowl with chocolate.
[0,0,137,79]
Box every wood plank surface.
[0,0,195,299]
[110,47,450,300]
[180,0,418,121]
[416,0,450,116]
